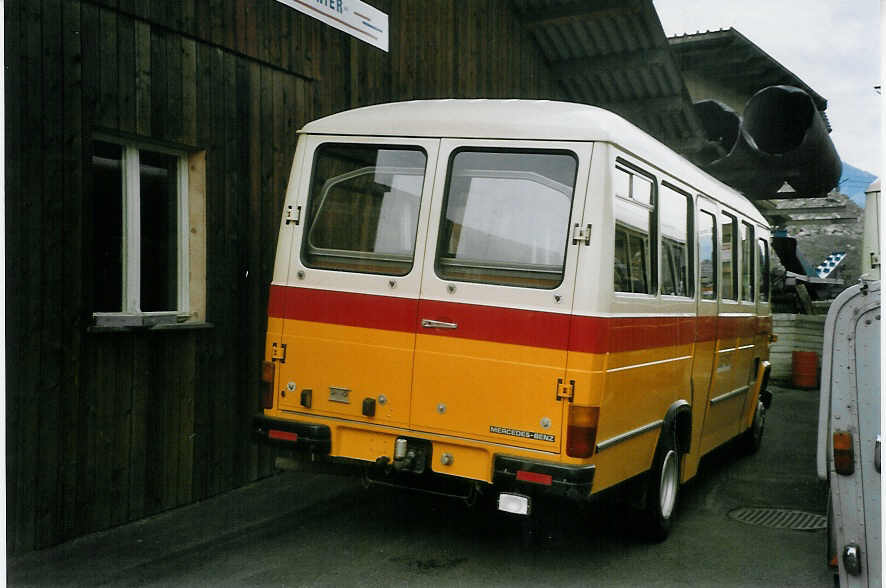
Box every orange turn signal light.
[566,406,599,458]
[261,361,275,409]
[833,430,854,475]
[261,361,275,384]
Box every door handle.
[421,319,457,329]
[876,435,881,474]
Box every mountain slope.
[837,162,877,206]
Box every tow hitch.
[391,437,429,474]
[373,437,430,475]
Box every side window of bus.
[699,210,717,300]
[741,222,755,302]
[758,238,770,302]
[660,184,691,297]
[721,213,737,300]
[613,164,655,294]
[436,149,577,289]
[303,143,428,276]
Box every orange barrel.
[792,351,819,389]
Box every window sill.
[87,321,215,334]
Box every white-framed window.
[91,136,206,327]
[613,161,657,294]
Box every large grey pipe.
[693,86,842,199]
[693,99,784,196]
[742,85,842,196]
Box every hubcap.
[659,450,678,518]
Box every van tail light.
[261,361,275,409]
[833,430,854,475]
[566,406,599,458]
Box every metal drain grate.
[728,507,826,531]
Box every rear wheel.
[637,428,680,541]
[741,400,766,454]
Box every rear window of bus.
[302,143,427,276]
[435,149,577,289]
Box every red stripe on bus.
[267,285,767,353]
[417,299,571,350]
[269,285,418,333]
[568,315,700,353]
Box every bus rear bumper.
[252,414,332,454]
[253,413,595,501]
[492,455,595,499]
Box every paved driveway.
[10,384,831,587]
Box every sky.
[653,0,882,179]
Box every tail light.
[833,430,854,475]
[261,360,275,409]
[566,405,599,458]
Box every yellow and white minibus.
[254,100,773,539]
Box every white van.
[817,279,881,585]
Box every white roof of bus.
[301,100,768,226]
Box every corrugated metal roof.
[668,28,828,113]
[510,0,708,160]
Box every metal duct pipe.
[693,99,741,158]
[741,85,842,196]
[693,99,784,196]
[692,86,842,199]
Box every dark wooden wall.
[5,0,563,554]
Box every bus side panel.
[574,316,693,492]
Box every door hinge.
[572,223,591,245]
[271,342,287,364]
[285,204,302,225]
[556,378,575,402]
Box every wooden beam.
[520,0,643,29]
[551,49,669,80]
[776,216,859,225]
[762,205,848,216]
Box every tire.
[637,427,680,542]
[741,400,765,454]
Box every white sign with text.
[275,0,389,52]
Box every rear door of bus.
[411,140,592,454]
[275,136,439,427]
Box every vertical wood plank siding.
[5,0,564,553]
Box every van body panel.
[818,280,881,586]
[272,139,308,284]
[411,139,593,453]
[273,135,441,429]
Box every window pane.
[140,150,179,312]
[699,211,716,300]
[721,214,736,300]
[758,238,770,302]
[614,167,655,294]
[614,167,631,200]
[304,144,426,276]
[660,185,689,296]
[671,242,688,296]
[437,150,576,288]
[741,222,754,301]
[92,141,124,312]
[614,228,630,291]
[632,174,653,205]
[628,232,648,293]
